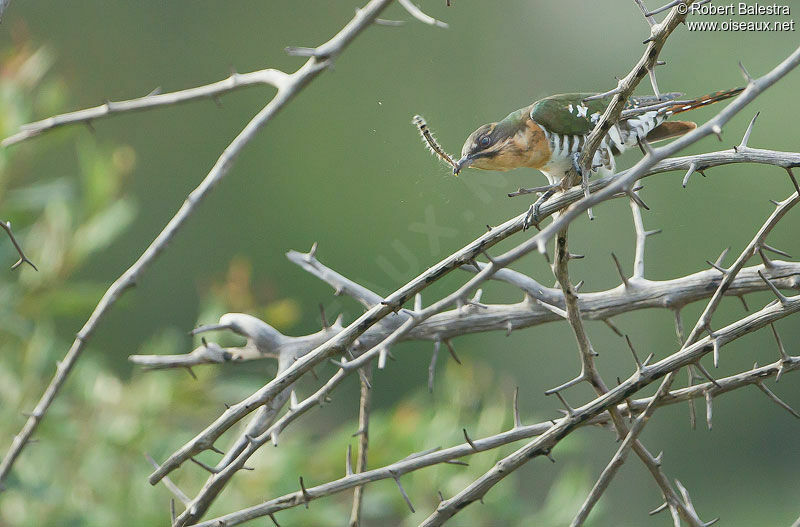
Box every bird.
[453,88,743,223]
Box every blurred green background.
[1,1,798,526]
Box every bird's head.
[454,112,528,175]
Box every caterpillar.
[412,115,458,172]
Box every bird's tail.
[667,87,744,115]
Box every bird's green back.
[529,93,612,135]
[529,92,684,135]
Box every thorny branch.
[570,0,697,219]
[0,0,397,488]
[192,354,800,527]
[130,254,800,371]
[6,1,799,525]
[137,42,800,525]
[419,39,800,524]
[349,365,373,527]
[545,213,703,526]
[1,220,37,271]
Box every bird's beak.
[453,155,473,176]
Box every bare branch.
[644,0,683,17]
[633,0,657,26]
[755,378,800,418]
[1,220,37,271]
[418,293,800,525]
[680,187,798,354]
[1,70,289,147]
[397,0,449,28]
[349,365,373,526]
[575,0,692,182]
[287,248,384,309]
[0,0,397,492]
[145,453,190,507]
[571,371,679,526]
[191,352,800,526]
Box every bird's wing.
[529,92,684,135]
[529,93,607,135]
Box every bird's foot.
[523,204,538,231]
[522,188,558,230]
[571,152,588,185]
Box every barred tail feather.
[667,87,744,115]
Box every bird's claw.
[523,204,539,231]
[522,187,558,231]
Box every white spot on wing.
[577,104,589,118]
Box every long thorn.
[1,221,37,271]
[787,167,800,194]
[756,382,800,418]
[604,318,623,337]
[625,335,643,371]
[758,270,789,305]
[443,339,462,365]
[462,428,478,452]
[611,252,629,287]
[389,471,416,512]
[737,112,759,149]
[544,373,585,395]
[428,340,440,393]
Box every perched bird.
[454,88,742,220]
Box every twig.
[571,371,679,526]
[349,365,373,526]
[419,291,799,525]
[0,0,395,491]
[1,220,37,271]
[1,71,288,147]
[397,0,449,28]
[681,189,799,351]
[153,43,800,526]
[191,350,800,526]
[145,453,190,506]
[574,0,692,188]
[548,220,700,526]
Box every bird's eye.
[479,136,491,148]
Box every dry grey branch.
[1,220,37,271]
[419,289,800,525]
[574,0,695,201]
[416,42,800,527]
[192,354,800,526]
[1,70,288,147]
[0,0,395,489]
[680,191,799,355]
[348,365,373,526]
[571,372,678,526]
[428,181,799,524]
[144,44,800,521]
[5,1,798,525]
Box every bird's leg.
[522,184,560,230]
[571,151,598,221]
[571,152,590,193]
